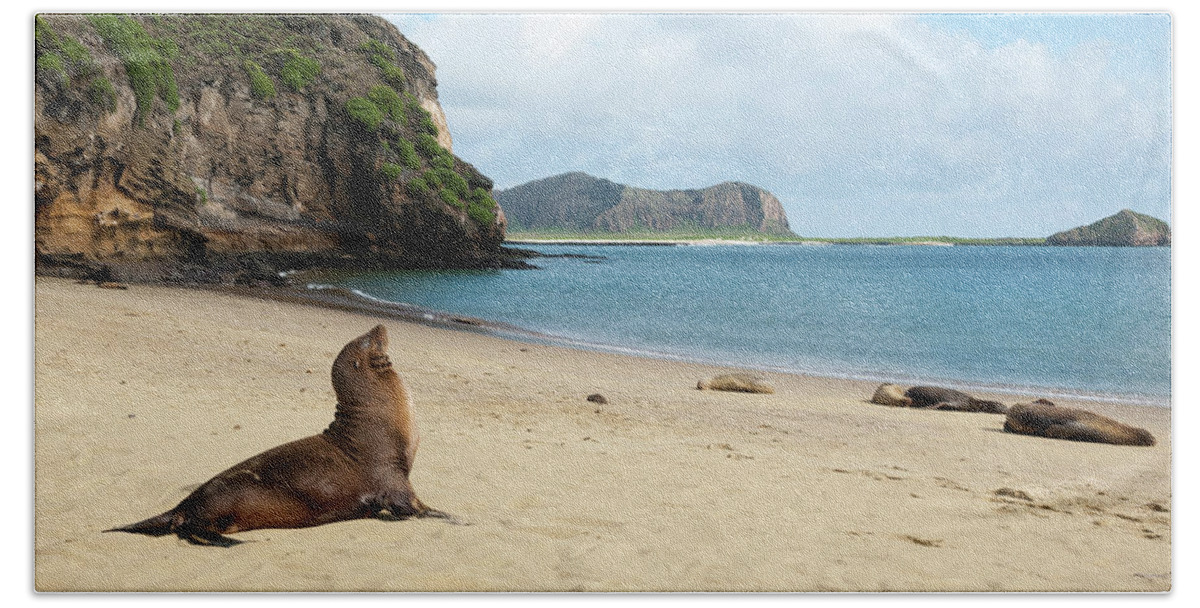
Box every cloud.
[386,13,1170,237]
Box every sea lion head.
[332,325,404,409]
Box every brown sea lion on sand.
[697,373,775,394]
[904,386,1008,414]
[106,325,455,547]
[1004,402,1155,446]
[870,383,913,407]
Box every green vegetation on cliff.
[35,16,116,113]
[88,14,180,123]
[339,57,493,226]
[380,162,404,181]
[361,38,406,88]
[367,85,404,121]
[395,138,421,170]
[467,188,499,226]
[275,48,321,91]
[243,59,276,99]
[346,96,384,131]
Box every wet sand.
[34,277,1171,591]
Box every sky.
[386,12,1171,238]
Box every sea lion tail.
[104,511,176,537]
[105,512,245,546]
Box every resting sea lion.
[870,383,912,407]
[697,373,775,394]
[106,325,453,546]
[1003,402,1155,446]
[904,386,1008,414]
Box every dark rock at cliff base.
[35,14,512,282]
[496,172,795,237]
[1046,209,1170,247]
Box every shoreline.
[260,279,1170,409]
[508,238,1171,248]
[505,238,1049,247]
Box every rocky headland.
[496,172,795,238]
[35,14,521,285]
[1046,209,1170,247]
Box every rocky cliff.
[1046,209,1171,247]
[35,14,512,283]
[496,172,794,236]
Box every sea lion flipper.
[180,528,245,547]
[417,507,469,526]
[105,511,175,537]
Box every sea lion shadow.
[376,511,472,526]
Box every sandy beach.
[33,277,1171,592]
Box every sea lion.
[106,325,454,546]
[904,386,1008,414]
[870,383,912,407]
[697,373,775,394]
[1003,402,1155,446]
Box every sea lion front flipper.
[417,507,469,526]
[915,401,949,410]
[377,491,468,525]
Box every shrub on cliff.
[431,151,455,171]
[395,138,421,171]
[89,77,117,112]
[467,201,497,226]
[346,97,383,131]
[415,133,442,159]
[367,85,404,121]
[275,48,321,91]
[419,115,439,137]
[361,38,405,88]
[406,177,431,197]
[439,188,463,209]
[433,167,470,198]
[36,53,69,86]
[243,59,276,99]
[380,162,403,182]
[467,187,499,225]
[374,59,406,89]
[422,169,443,189]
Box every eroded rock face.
[35,14,505,280]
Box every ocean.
[316,243,1171,406]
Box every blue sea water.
[321,244,1171,406]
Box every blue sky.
[385,13,1171,237]
[396,13,1165,237]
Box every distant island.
[1046,209,1170,247]
[497,172,796,240]
[503,181,1170,248]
